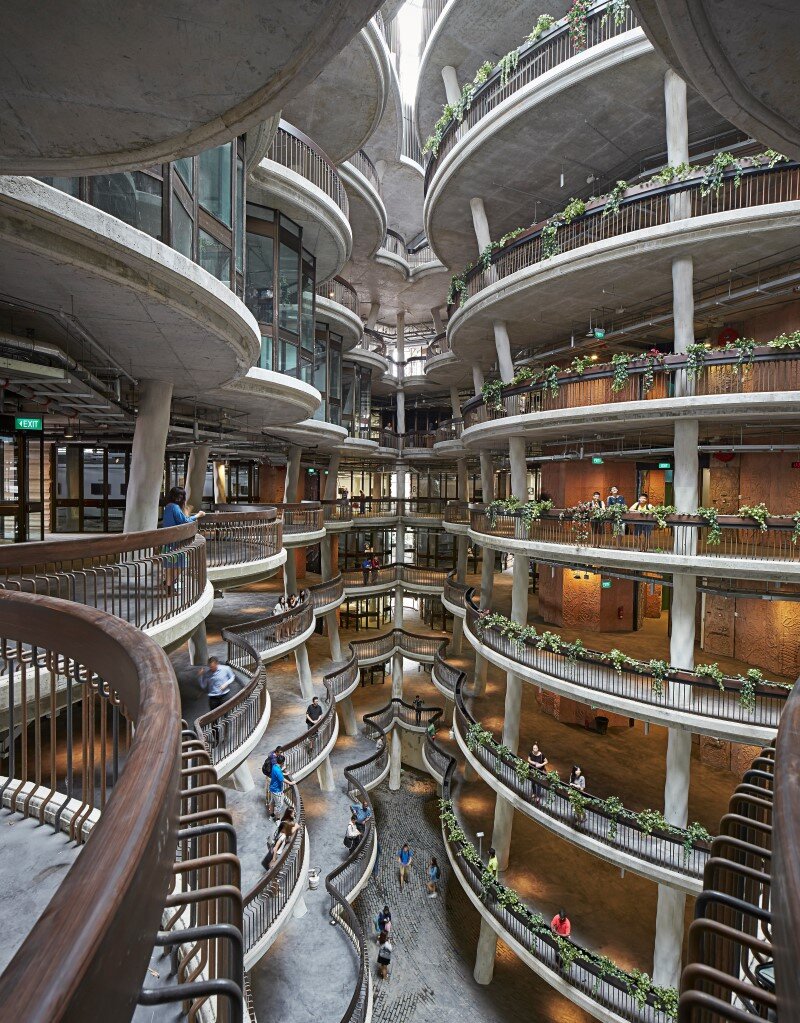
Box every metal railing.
[349,627,449,665]
[199,509,282,567]
[348,150,381,196]
[420,0,448,52]
[309,573,345,611]
[0,524,206,631]
[324,649,360,700]
[316,276,360,315]
[434,418,464,442]
[341,563,448,589]
[223,595,314,662]
[379,229,406,259]
[425,0,638,192]
[0,591,242,1020]
[469,506,800,567]
[462,347,800,427]
[362,329,388,356]
[268,121,349,218]
[465,592,789,731]
[444,500,470,524]
[443,569,469,608]
[458,164,800,305]
[275,502,325,535]
[322,500,353,523]
[407,243,438,267]
[425,332,448,361]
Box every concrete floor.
[169,567,759,1021]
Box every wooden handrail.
[773,678,800,1016]
[0,521,196,566]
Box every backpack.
[362,558,372,570]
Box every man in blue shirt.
[397,842,414,890]
[350,799,372,833]
[268,755,288,819]
[198,656,236,711]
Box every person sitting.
[344,814,361,852]
[350,799,372,833]
[273,806,300,856]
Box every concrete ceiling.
[0,0,385,175]
[633,0,800,161]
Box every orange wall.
[709,453,800,517]
[541,461,637,506]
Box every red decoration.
[716,326,740,346]
[713,452,735,463]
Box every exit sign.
[658,461,671,469]
[593,327,606,339]
[15,416,42,431]
[601,579,612,589]
[591,456,604,465]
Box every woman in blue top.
[161,486,204,594]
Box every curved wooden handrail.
[316,275,360,315]
[0,521,196,566]
[268,122,349,217]
[773,677,800,1016]
[0,591,181,1022]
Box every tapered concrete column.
[320,535,333,578]
[474,446,495,694]
[450,616,465,657]
[394,585,404,628]
[479,451,494,504]
[124,379,173,532]
[664,69,690,221]
[339,695,358,737]
[317,754,335,792]
[509,436,527,501]
[469,196,492,252]
[392,650,403,699]
[284,556,297,595]
[456,457,469,502]
[431,306,445,333]
[442,65,461,106]
[294,642,314,701]
[366,301,381,330]
[185,442,210,513]
[389,727,402,790]
[450,533,469,655]
[284,446,302,503]
[397,388,406,435]
[492,321,515,383]
[324,452,341,501]
[395,462,406,564]
[230,761,255,792]
[472,363,485,396]
[450,385,462,420]
[327,612,343,661]
[188,621,208,664]
[213,461,227,505]
[474,918,498,984]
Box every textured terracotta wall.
[598,577,636,632]
[538,564,564,627]
[540,461,637,506]
[259,463,286,503]
[733,302,800,342]
[562,570,601,629]
[703,594,800,677]
[702,594,736,658]
[708,457,740,512]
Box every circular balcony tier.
[282,20,391,164]
[448,167,800,364]
[415,0,571,142]
[200,511,287,590]
[345,235,448,326]
[200,369,321,430]
[269,418,348,450]
[0,177,260,397]
[424,21,729,270]
[461,349,800,447]
[314,283,364,349]
[0,0,384,175]
[341,563,448,596]
[635,0,800,161]
[250,124,352,282]
[339,156,388,260]
[343,343,391,376]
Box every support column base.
[339,695,359,737]
[317,755,335,792]
[229,761,255,793]
[293,894,309,919]
[474,918,497,985]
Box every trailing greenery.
[696,506,721,544]
[474,610,793,705]
[498,47,520,88]
[601,0,630,27]
[486,496,553,526]
[527,13,556,42]
[439,798,680,1018]
[566,0,593,50]
[603,178,629,217]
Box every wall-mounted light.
[573,571,582,580]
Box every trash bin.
[595,716,609,735]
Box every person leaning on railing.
[161,485,205,595]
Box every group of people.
[371,848,442,981]
[272,589,309,641]
[343,797,373,853]
[588,487,656,538]
[360,550,382,585]
[526,742,586,797]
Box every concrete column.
[212,461,227,505]
[339,696,358,737]
[394,585,404,628]
[389,727,402,790]
[284,446,302,503]
[450,385,462,420]
[284,555,298,596]
[293,895,308,919]
[229,761,255,792]
[456,457,469,501]
[324,452,341,501]
[474,918,498,984]
[294,643,314,701]
[469,196,492,253]
[672,256,695,403]
[186,442,210,513]
[123,379,173,532]
[664,69,691,222]
[188,621,208,664]
[492,321,515,383]
[397,388,406,436]
[317,754,335,792]
[472,363,485,396]
[320,534,333,579]
[509,436,527,501]
[392,651,403,699]
[456,533,469,583]
[479,451,494,504]
[395,462,406,564]
[366,301,381,330]
[441,65,461,106]
[327,611,343,661]
[451,615,465,656]
[431,306,445,333]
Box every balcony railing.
[0,524,206,632]
[324,649,360,700]
[424,0,638,192]
[465,592,789,733]
[362,329,388,356]
[434,418,464,443]
[275,502,325,535]
[199,509,283,567]
[309,573,345,611]
[379,228,406,259]
[348,149,381,196]
[444,500,470,525]
[420,0,448,52]
[425,332,447,361]
[316,275,360,315]
[349,628,448,666]
[469,506,800,568]
[0,591,242,1019]
[456,163,800,306]
[322,500,353,524]
[223,595,314,661]
[462,347,800,428]
[406,243,437,267]
[268,121,349,218]
[341,563,448,590]
[443,569,470,608]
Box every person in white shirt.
[198,657,235,710]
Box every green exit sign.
[658,461,671,469]
[591,456,604,465]
[593,327,606,339]
[601,579,612,589]
[15,416,42,431]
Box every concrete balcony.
[341,563,449,597]
[314,276,364,349]
[199,509,286,590]
[339,150,388,259]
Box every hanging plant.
[570,354,593,375]
[737,668,764,712]
[447,268,471,306]
[603,179,629,217]
[648,659,670,698]
[641,350,665,393]
[601,0,630,27]
[769,329,800,350]
[526,13,556,43]
[562,197,586,223]
[738,503,770,532]
[566,0,593,51]
[481,379,506,412]
[681,821,712,859]
[567,787,588,823]
[603,503,628,536]
[696,506,721,545]
[610,352,632,392]
[541,364,560,397]
[498,47,520,88]
[602,796,624,840]
[606,648,634,674]
[560,501,592,544]
[792,512,800,545]
[685,342,709,380]
[650,504,677,530]
[638,808,669,836]
[694,661,726,691]
[540,220,560,259]
[700,151,743,197]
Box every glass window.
[301,268,315,351]
[40,176,80,197]
[279,338,298,376]
[313,337,327,393]
[92,171,163,239]
[175,158,193,190]
[279,241,299,334]
[300,358,312,384]
[260,333,274,371]
[199,143,232,226]
[198,229,231,284]
[172,192,193,259]
[313,398,327,422]
[246,231,274,324]
[329,344,341,400]
[236,156,245,273]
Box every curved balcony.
[448,162,800,359]
[350,628,449,668]
[0,177,261,397]
[309,573,346,614]
[442,499,470,534]
[470,505,800,584]
[322,499,355,531]
[324,650,361,704]
[345,330,392,376]
[276,502,326,546]
[432,742,677,1023]
[450,673,708,892]
[0,524,211,654]
[199,509,286,588]
[222,595,315,665]
[0,590,242,1017]
[461,346,800,444]
[462,592,788,743]
[339,149,388,259]
[0,0,384,175]
[341,563,448,596]
[432,417,466,453]
[315,276,364,349]
[243,783,308,970]
[442,570,469,618]
[375,227,410,277]
[250,122,352,281]
[400,497,447,523]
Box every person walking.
[267,755,289,819]
[376,931,393,979]
[198,656,235,711]
[413,695,424,726]
[161,486,205,594]
[306,696,324,728]
[397,843,414,889]
[486,847,499,881]
[427,856,441,898]
[376,904,392,936]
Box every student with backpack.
[375,905,392,937]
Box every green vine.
[610,353,633,392]
[601,0,630,27]
[498,47,520,88]
[527,13,556,42]
[696,506,721,545]
[685,342,708,380]
[738,503,770,532]
[567,0,593,51]
[602,179,628,217]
